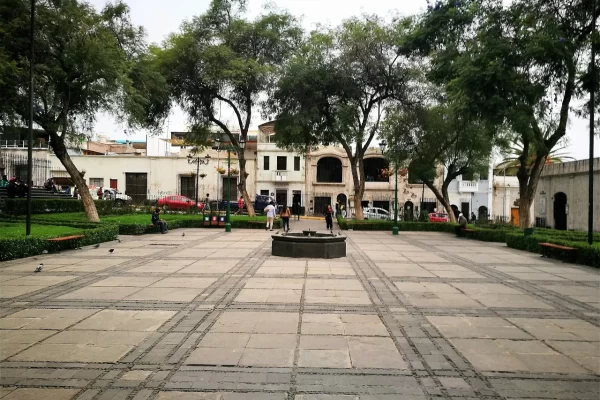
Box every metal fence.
[0,151,50,186]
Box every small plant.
[229,168,239,175]
[215,166,226,174]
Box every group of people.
[264,202,293,232]
[2,176,29,198]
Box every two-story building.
[444,165,494,221]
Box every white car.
[102,188,132,205]
[363,207,391,220]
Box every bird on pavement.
[34,264,43,273]
[182,233,185,237]
[109,249,114,253]
[117,239,121,243]
[93,244,100,248]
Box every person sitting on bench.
[455,212,468,235]
[152,208,168,234]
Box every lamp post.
[216,139,246,233]
[26,0,35,236]
[380,140,399,236]
[187,153,211,208]
[589,0,597,245]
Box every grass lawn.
[0,222,84,239]
[30,212,269,224]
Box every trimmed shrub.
[0,224,118,261]
[337,217,457,233]
[0,198,136,216]
[117,217,281,235]
[462,228,511,243]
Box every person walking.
[324,205,333,231]
[204,193,210,211]
[237,196,244,215]
[264,201,276,231]
[280,205,291,232]
[152,208,168,234]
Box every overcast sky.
[89,0,596,161]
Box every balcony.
[459,180,478,192]
[1,140,49,149]
[274,171,288,181]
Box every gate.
[125,173,147,204]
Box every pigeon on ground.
[93,244,100,248]
[42,250,48,254]
[34,264,43,273]
[109,249,115,253]
[182,232,185,237]
[117,239,121,243]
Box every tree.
[495,136,574,176]
[146,0,302,216]
[382,104,494,222]
[410,0,598,228]
[0,0,149,222]
[268,16,419,220]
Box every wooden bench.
[539,242,577,259]
[462,228,476,233]
[47,235,84,242]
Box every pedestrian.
[204,193,210,211]
[152,207,168,234]
[324,205,333,231]
[335,201,340,218]
[264,201,276,231]
[281,205,291,232]
[237,195,244,215]
[471,211,476,223]
[97,187,103,200]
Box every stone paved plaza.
[1,221,599,400]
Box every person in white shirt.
[264,201,277,231]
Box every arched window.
[317,157,342,182]
[363,157,389,182]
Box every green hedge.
[118,218,282,235]
[0,198,135,216]
[505,232,600,267]
[0,224,118,261]
[337,217,457,233]
[462,228,510,243]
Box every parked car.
[102,188,132,205]
[429,212,449,223]
[157,195,204,211]
[363,207,391,220]
[218,194,277,214]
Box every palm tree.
[494,139,574,176]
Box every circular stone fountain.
[271,230,346,259]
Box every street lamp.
[187,153,211,208]
[379,141,399,236]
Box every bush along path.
[336,216,599,268]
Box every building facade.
[444,166,494,221]
[534,158,599,231]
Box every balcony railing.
[459,180,478,192]
[274,171,288,181]
[0,140,49,149]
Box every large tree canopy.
[382,103,495,222]
[268,16,420,220]
[0,0,151,222]
[410,0,598,228]
[143,0,302,216]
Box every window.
[263,156,270,170]
[89,178,104,187]
[260,189,269,196]
[316,157,342,182]
[277,156,287,171]
[364,158,389,182]
[294,156,301,171]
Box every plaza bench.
[47,235,84,243]
[539,242,577,260]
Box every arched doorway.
[404,201,414,221]
[553,192,567,230]
[450,204,459,220]
[336,193,347,217]
[478,206,488,222]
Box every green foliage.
[0,222,83,239]
[0,199,136,216]
[0,223,118,261]
[268,15,419,218]
[337,217,458,233]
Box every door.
[276,189,288,207]
[110,179,118,189]
[404,201,414,221]
[125,173,147,204]
[461,202,470,219]
[314,196,331,216]
[510,208,520,227]
[180,176,196,200]
[221,177,237,201]
[553,192,567,230]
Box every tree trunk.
[516,154,546,229]
[425,180,456,223]
[50,134,100,223]
[351,156,365,220]
[237,156,255,217]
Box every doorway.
[276,189,288,207]
[221,177,238,201]
[450,204,459,220]
[404,201,414,221]
[478,206,488,222]
[553,192,567,230]
[461,202,470,219]
[180,176,196,199]
[314,196,331,215]
[511,208,520,227]
[125,173,147,204]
